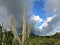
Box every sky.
[30,0,60,36]
[0,0,60,36]
[33,0,46,27]
[33,0,46,19]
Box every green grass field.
[25,34,60,45]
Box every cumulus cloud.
[29,15,43,26]
[33,15,56,36]
[28,15,43,35]
[39,15,56,30]
[35,14,60,36]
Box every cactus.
[25,24,32,45]
[22,4,26,45]
[27,24,32,38]
[10,15,21,45]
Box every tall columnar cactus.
[10,15,21,45]
[22,4,26,45]
[25,24,32,45]
[27,24,32,38]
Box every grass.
[25,34,60,45]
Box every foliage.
[26,34,60,45]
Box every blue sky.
[33,0,46,20]
[33,0,46,27]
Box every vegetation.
[0,31,13,45]
[25,34,60,45]
[0,31,60,45]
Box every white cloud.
[39,21,48,30]
[46,15,56,22]
[39,15,56,30]
[30,15,43,23]
[29,15,43,26]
